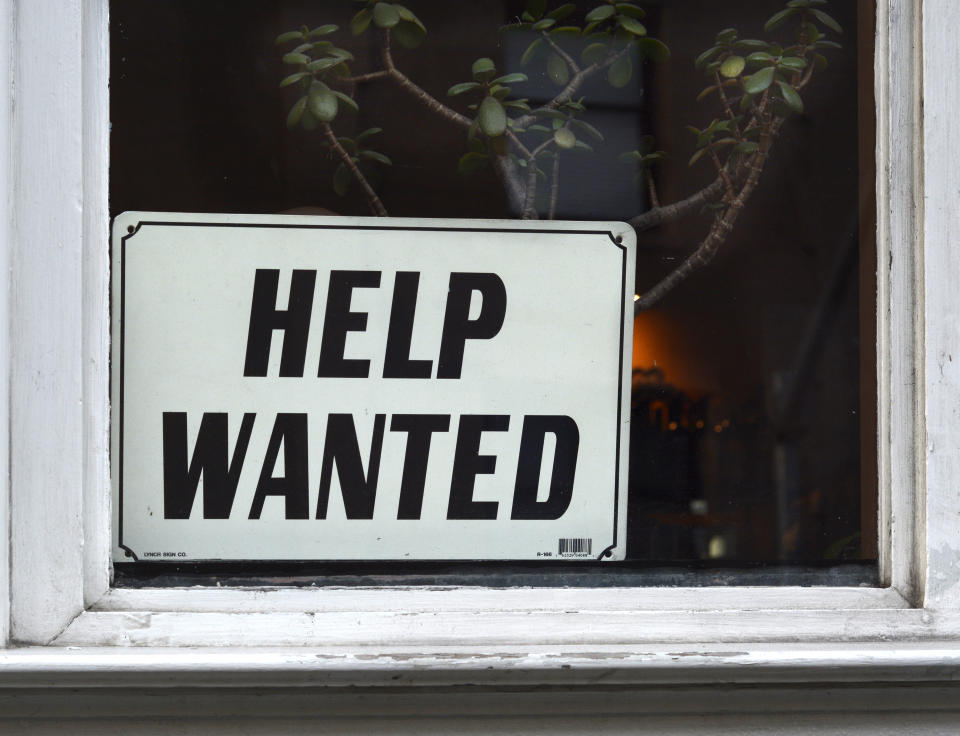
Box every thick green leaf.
[526,0,547,19]
[639,37,670,62]
[448,81,481,96]
[734,39,771,51]
[777,80,804,113]
[492,72,528,85]
[307,57,341,74]
[359,150,392,165]
[746,51,775,64]
[814,53,829,71]
[696,85,717,102]
[744,65,775,94]
[357,127,382,141]
[615,3,646,19]
[286,97,307,129]
[532,18,556,30]
[308,24,338,38]
[547,3,577,21]
[802,22,821,43]
[553,128,576,149]
[372,2,400,28]
[581,42,609,66]
[351,8,373,35]
[490,84,511,100]
[521,39,543,66]
[688,148,708,166]
[572,140,594,154]
[607,54,632,87]
[778,56,807,72]
[528,124,552,133]
[307,82,338,122]
[617,15,646,36]
[477,96,507,137]
[301,108,318,131]
[547,54,569,85]
[571,119,604,142]
[283,52,310,65]
[811,9,842,33]
[535,108,566,120]
[619,150,642,163]
[333,163,351,196]
[280,72,310,88]
[765,8,798,32]
[393,20,426,49]
[327,47,355,61]
[332,91,359,114]
[719,55,745,78]
[734,141,759,155]
[394,4,426,32]
[716,27,737,45]
[585,5,616,22]
[338,136,357,154]
[814,39,843,49]
[472,57,497,82]
[550,26,581,37]
[503,99,532,112]
[276,31,304,45]
[695,45,722,69]
[458,151,489,175]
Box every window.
[109,0,875,582]
[4,0,960,698]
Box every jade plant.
[275,0,843,313]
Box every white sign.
[112,212,635,563]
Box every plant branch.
[542,31,581,76]
[321,123,388,217]
[513,45,630,129]
[714,72,741,137]
[634,120,783,313]
[521,137,555,218]
[343,70,391,84]
[708,145,736,200]
[381,34,473,130]
[629,175,727,231]
[548,154,560,219]
[645,169,660,209]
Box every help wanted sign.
[112,213,635,562]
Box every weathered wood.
[82,0,111,611]
[8,0,86,644]
[922,0,960,610]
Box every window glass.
[110,0,876,582]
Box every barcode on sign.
[558,538,593,556]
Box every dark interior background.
[111,0,875,574]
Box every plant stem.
[512,46,630,129]
[542,31,581,76]
[321,123,388,217]
[645,168,660,209]
[548,154,560,219]
[629,175,727,231]
[634,119,783,313]
[521,138,555,219]
[714,72,742,137]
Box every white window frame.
[3,0,960,688]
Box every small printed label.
[558,538,593,557]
